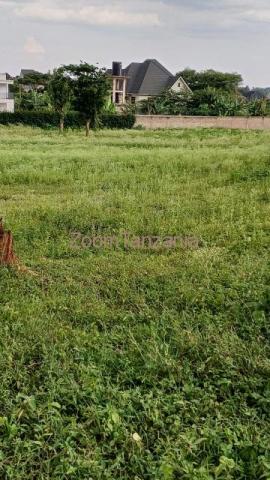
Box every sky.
[0,0,269,87]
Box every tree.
[48,68,72,132]
[138,91,192,116]
[154,91,191,115]
[13,72,51,111]
[14,90,51,112]
[248,98,270,116]
[64,62,111,136]
[178,68,243,93]
[138,97,158,115]
[188,87,247,116]
[17,72,51,90]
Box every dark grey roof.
[122,59,175,96]
[20,69,42,78]
[166,75,178,89]
[107,59,192,96]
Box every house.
[108,59,191,106]
[0,73,14,112]
[20,69,41,78]
[19,69,45,92]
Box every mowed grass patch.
[0,125,270,479]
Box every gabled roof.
[107,59,192,96]
[166,75,192,92]
[123,59,176,96]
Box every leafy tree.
[121,102,137,115]
[188,87,247,116]
[48,68,72,131]
[178,68,243,93]
[15,90,51,111]
[137,88,247,117]
[64,62,111,136]
[17,72,51,90]
[138,91,191,116]
[103,98,117,114]
[13,72,52,111]
[138,97,158,115]
[248,98,270,116]
[154,91,192,115]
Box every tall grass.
[0,125,270,479]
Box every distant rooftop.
[0,73,13,80]
[20,69,42,78]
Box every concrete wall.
[134,95,151,103]
[0,99,14,112]
[0,76,14,112]
[135,115,270,130]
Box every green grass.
[0,125,270,479]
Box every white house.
[0,73,15,112]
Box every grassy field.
[0,125,270,479]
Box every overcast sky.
[0,0,269,87]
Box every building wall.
[170,79,189,94]
[135,115,270,130]
[0,75,14,112]
[133,95,151,103]
[111,76,128,105]
[0,84,6,95]
[0,99,15,112]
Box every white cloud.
[23,36,45,54]
[154,0,270,32]
[1,0,270,86]
[0,0,13,6]
[15,1,161,27]
[3,0,270,36]
[244,8,270,22]
[4,0,270,30]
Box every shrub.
[0,111,60,127]
[138,92,192,116]
[188,88,248,117]
[101,113,135,129]
[0,111,136,129]
[136,89,250,117]
[248,99,270,117]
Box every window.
[116,79,124,91]
[115,93,123,104]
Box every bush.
[188,88,248,117]
[248,99,270,117]
[0,111,136,129]
[137,89,250,117]
[101,113,135,129]
[0,111,60,127]
[138,92,192,116]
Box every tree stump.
[0,219,17,265]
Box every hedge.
[0,111,136,129]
